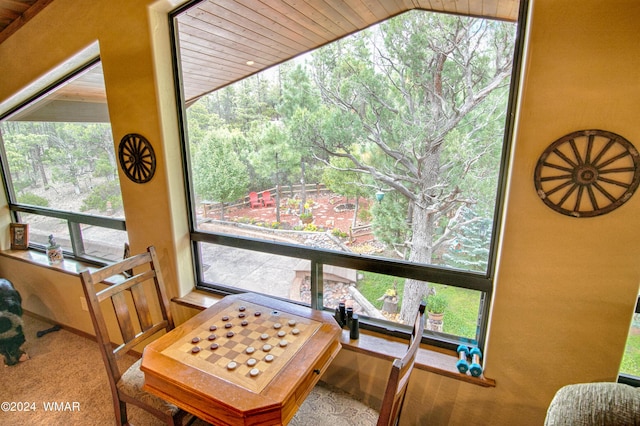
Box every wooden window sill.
[0,249,125,286]
[0,249,97,276]
[174,291,495,388]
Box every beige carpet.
[0,313,204,426]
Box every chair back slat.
[114,321,170,357]
[130,282,153,331]
[377,301,426,426]
[111,291,137,343]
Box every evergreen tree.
[192,128,250,220]
[278,65,323,209]
[441,207,492,272]
[309,10,515,322]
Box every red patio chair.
[249,191,262,208]
[262,191,275,207]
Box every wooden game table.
[141,292,342,425]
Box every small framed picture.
[10,223,29,250]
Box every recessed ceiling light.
[246,60,255,66]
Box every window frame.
[171,0,529,351]
[0,57,126,266]
[618,296,640,386]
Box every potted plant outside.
[426,293,447,322]
[378,287,398,314]
[300,212,313,224]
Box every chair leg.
[115,399,128,426]
[166,414,176,426]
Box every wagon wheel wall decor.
[534,129,640,218]
[118,133,156,184]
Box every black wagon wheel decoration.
[534,129,640,218]
[118,133,156,184]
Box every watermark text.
[1,401,80,412]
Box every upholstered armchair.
[545,382,640,425]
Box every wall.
[0,0,638,425]
[0,257,97,335]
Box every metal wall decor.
[534,129,640,217]
[118,133,156,184]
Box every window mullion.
[68,221,85,256]
[310,261,323,310]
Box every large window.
[173,1,524,349]
[0,59,127,263]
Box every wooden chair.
[262,190,275,207]
[291,301,426,426]
[80,246,190,426]
[249,191,263,208]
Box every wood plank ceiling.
[0,0,520,115]
[176,0,520,104]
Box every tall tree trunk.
[300,160,306,213]
[399,153,440,324]
[399,198,436,323]
[32,147,48,188]
[352,196,359,229]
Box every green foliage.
[331,228,348,238]
[278,65,320,119]
[322,156,371,199]
[370,191,410,253]
[426,293,448,314]
[2,121,117,195]
[305,12,514,322]
[46,123,114,187]
[356,275,479,338]
[440,108,505,217]
[3,131,49,187]
[620,323,640,377]
[358,207,372,223]
[277,66,327,200]
[433,285,480,339]
[93,156,115,178]
[81,181,122,212]
[186,101,225,145]
[192,128,250,205]
[442,207,492,272]
[357,272,403,310]
[310,11,514,266]
[245,122,294,189]
[17,192,49,207]
[302,223,319,232]
[13,180,34,194]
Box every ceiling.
[1,0,520,118]
[0,0,52,44]
[175,0,520,104]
